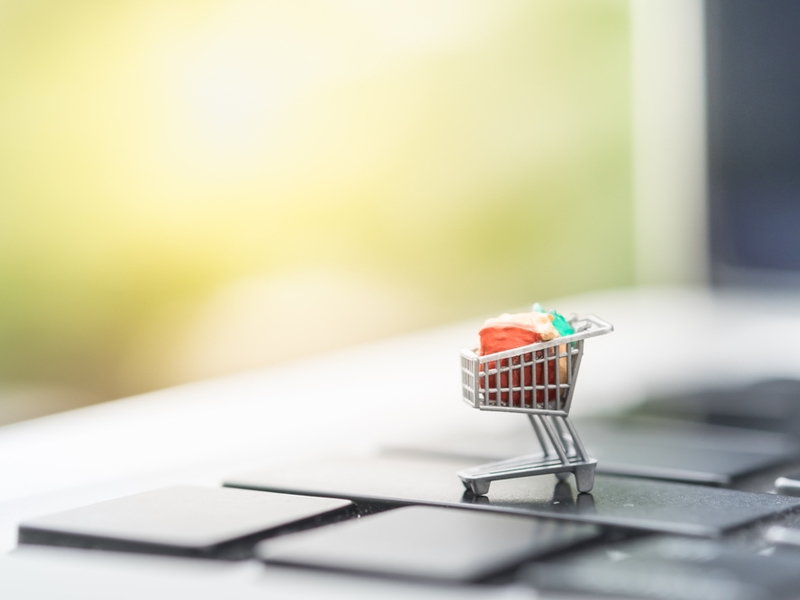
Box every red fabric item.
[478,324,541,355]
[478,323,563,408]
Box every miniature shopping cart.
[458,314,613,495]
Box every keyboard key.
[386,416,800,486]
[582,417,800,485]
[225,454,800,536]
[632,379,800,436]
[18,486,353,559]
[524,536,800,600]
[256,506,600,582]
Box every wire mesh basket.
[458,314,613,495]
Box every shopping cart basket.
[458,314,613,495]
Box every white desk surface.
[2,286,800,597]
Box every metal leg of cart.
[458,414,596,496]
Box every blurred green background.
[0,0,633,421]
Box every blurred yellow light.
[185,53,268,149]
[0,0,633,403]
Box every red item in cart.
[478,324,542,356]
[478,312,567,408]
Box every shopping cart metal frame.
[458,314,613,495]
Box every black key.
[584,416,799,483]
[224,454,800,536]
[524,536,800,600]
[584,417,799,484]
[387,416,800,486]
[632,379,800,436]
[256,505,600,582]
[18,486,353,559]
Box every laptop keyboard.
[224,453,800,536]
[384,415,800,486]
[16,378,800,598]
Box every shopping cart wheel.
[464,479,490,496]
[555,471,571,482]
[574,463,596,493]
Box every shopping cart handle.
[461,313,614,362]
[572,313,614,337]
